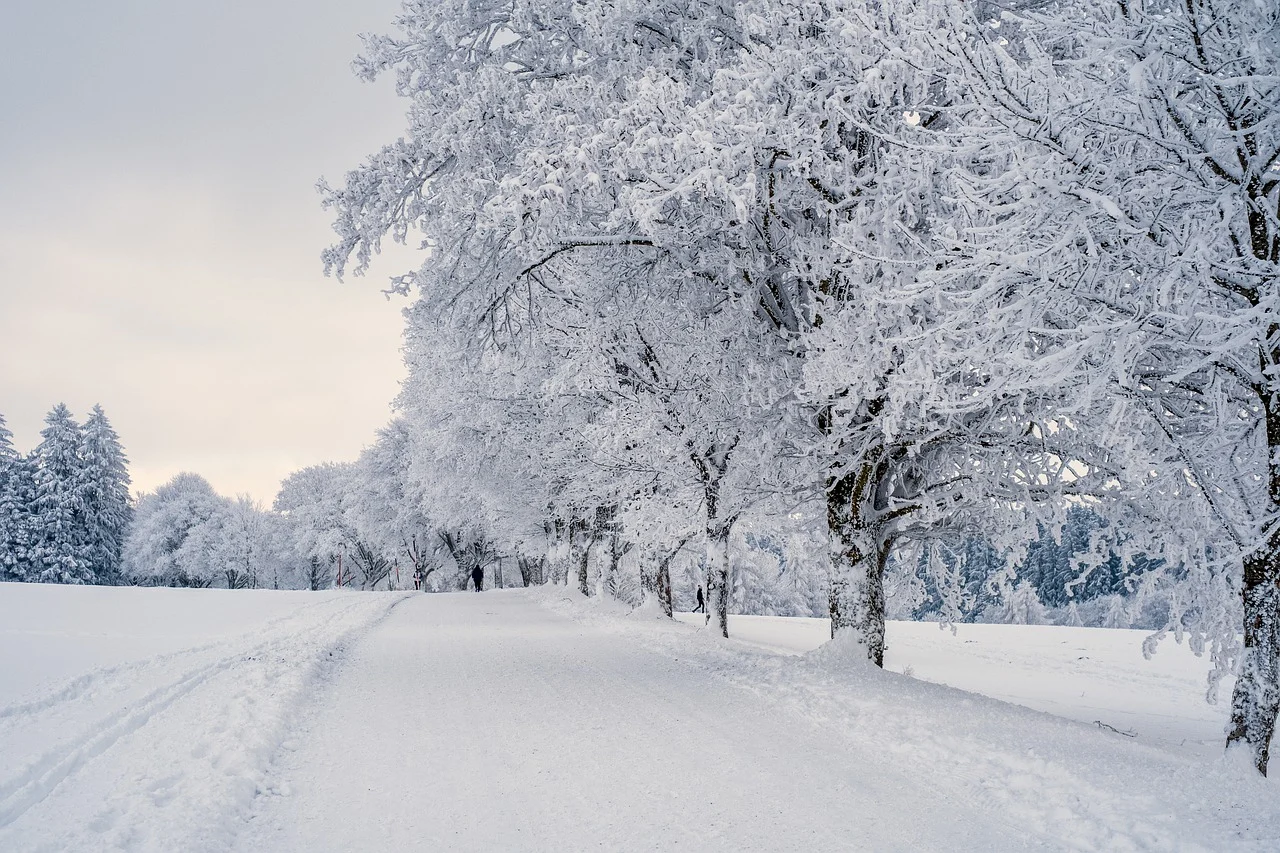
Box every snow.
[237,590,1024,852]
[674,614,1231,756]
[2,583,1277,851]
[0,583,408,851]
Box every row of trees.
[120,462,474,593]
[121,468,413,592]
[121,473,297,590]
[0,408,132,584]
[315,0,1279,773]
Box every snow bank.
[0,583,409,852]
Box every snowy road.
[236,591,1025,851]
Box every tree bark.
[826,460,889,666]
[827,531,890,667]
[1227,402,1280,773]
[1227,540,1280,774]
[655,556,674,617]
[705,522,731,638]
[572,516,592,596]
[545,519,570,585]
[641,539,685,618]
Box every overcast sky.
[0,0,418,503]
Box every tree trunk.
[605,524,624,599]
[826,461,889,666]
[655,550,675,618]
[828,532,889,666]
[573,517,592,596]
[1227,544,1280,775]
[640,544,680,618]
[1225,355,1280,774]
[1227,414,1280,773]
[705,522,731,638]
[545,519,569,585]
[517,555,543,586]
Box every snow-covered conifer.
[28,404,92,584]
[1002,581,1051,627]
[0,414,29,581]
[78,405,132,583]
[1103,596,1132,631]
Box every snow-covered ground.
[0,583,408,852]
[2,583,1276,851]
[674,613,1229,757]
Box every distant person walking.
[471,565,484,592]
[413,568,423,591]
[693,587,705,613]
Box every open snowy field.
[1,583,1277,851]
[674,613,1230,757]
[0,583,409,852]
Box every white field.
[675,613,1229,756]
[1,582,1276,851]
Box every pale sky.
[0,0,418,504]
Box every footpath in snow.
[238,590,1278,852]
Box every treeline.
[308,0,1279,772]
[0,407,132,585]
[121,465,423,592]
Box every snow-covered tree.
[27,404,92,584]
[344,418,440,588]
[319,0,1278,770]
[122,472,225,587]
[275,463,359,587]
[1103,595,1133,631]
[204,495,272,589]
[921,0,1280,773]
[78,405,132,583]
[1000,581,1051,627]
[0,414,28,581]
[124,475,292,589]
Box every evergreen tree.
[2,455,37,582]
[78,405,132,584]
[1001,581,1051,626]
[0,414,24,580]
[28,404,92,584]
[1103,595,1132,631]
[0,414,13,467]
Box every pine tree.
[1061,600,1085,629]
[1002,581,1051,626]
[1103,595,1131,631]
[0,414,23,580]
[0,414,14,467]
[28,404,92,584]
[79,405,132,584]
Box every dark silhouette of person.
[693,586,705,613]
[471,565,484,591]
[413,568,423,591]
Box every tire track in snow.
[0,650,247,827]
[0,595,372,726]
[0,592,409,850]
